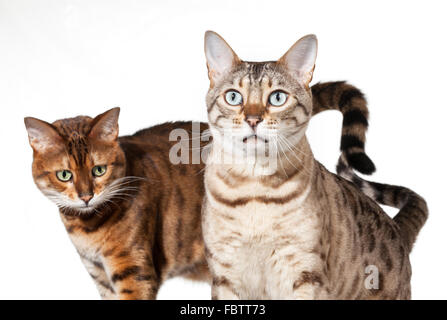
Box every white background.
[0,0,446,299]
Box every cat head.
[204,31,317,158]
[24,107,127,215]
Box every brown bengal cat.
[202,31,428,300]
[24,79,375,299]
[25,109,210,299]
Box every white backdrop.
[0,0,446,299]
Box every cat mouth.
[242,134,269,144]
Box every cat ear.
[24,117,63,153]
[89,107,120,143]
[204,31,240,86]
[278,34,318,86]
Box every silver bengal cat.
[201,31,427,300]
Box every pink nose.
[245,116,262,129]
[80,194,93,205]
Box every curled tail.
[311,81,376,175]
[337,155,428,251]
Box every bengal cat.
[202,31,428,300]
[25,81,375,299]
[25,109,210,299]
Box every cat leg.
[80,256,116,299]
[211,277,240,300]
[267,249,328,299]
[207,250,241,299]
[291,270,329,300]
[102,252,160,300]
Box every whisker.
[277,136,312,177]
[276,142,288,178]
[277,139,299,174]
[278,133,310,157]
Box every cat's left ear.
[278,34,318,87]
[89,107,120,143]
[204,31,240,87]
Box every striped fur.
[202,31,427,300]
[312,81,375,174]
[24,82,373,299]
[337,155,428,251]
[25,109,210,299]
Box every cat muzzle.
[242,134,269,143]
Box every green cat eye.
[56,170,72,182]
[269,91,288,106]
[92,165,107,177]
[225,90,243,106]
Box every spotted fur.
[24,81,373,299]
[337,155,428,251]
[25,109,210,299]
[202,31,427,300]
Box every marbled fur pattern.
[25,109,210,299]
[202,31,427,300]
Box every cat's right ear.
[89,107,120,143]
[204,31,240,87]
[24,117,63,153]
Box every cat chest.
[68,232,102,262]
[207,198,321,249]
[206,202,323,299]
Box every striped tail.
[311,81,376,175]
[337,155,428,251]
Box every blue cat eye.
[225,90,243,106]
[269,91,288,106]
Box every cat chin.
[74,206,97,213]
[59,205,98,216]
[51,197,101,215]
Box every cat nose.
[245,116,262,129]
[79,194,93,205]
